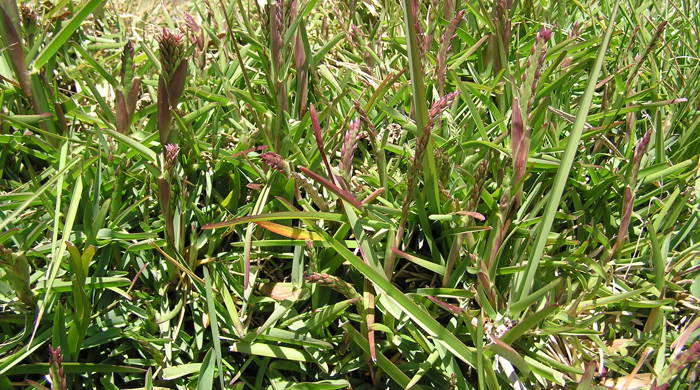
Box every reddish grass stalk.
[269,1,288,116]
[49,346,67,390]
[443,0,454,19]
[485,29,551,278]
[626,21,667,89]
[410,0,429,54]
[426,295,465,315]
[270,1,283,77]
[672,317,700,358]
[632,128,653,181]
[478,258,498,307]
[606,128,653,263]
[291,0,308,117]
[309,105,336,182]
[436,10,465,94]
[524,27,552,117]
[183,13,206,69]
[487,0,512,72]
[389,92,459,278]
[298,166,364,210]
[361,188,385,204]
[157,178,174,246]
[485,152,519,303]
[510,98,527,207]
[353,101,378,140]
[651,342,700,390]
[0,5,32,103]
[184,13,204,51]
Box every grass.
[0,0,699,388]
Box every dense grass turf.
[1,0,699,388]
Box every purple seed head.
[310,105,323,147]
[294,26,306,70]
[261,152,289,174]
[524,26,553,115]
[436,10,465,93]
[270,1,284,73]
[158,28,185,77]
[49,345,67,390]
[157,27,188,146]
[164,144,180,170]
[340,119,361,175]
[184,13,201,33]
[428,91,459,122]
[49,345,62,363]
[184,13,204,50]
[120,40,135,84]
[633,128,652,169]
[570,21,581,39]
[537,27,553,43]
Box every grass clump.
[0,0,699,388]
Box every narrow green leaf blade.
[32,0,105,70]
[515,2,621,301]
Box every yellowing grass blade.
[255,221,325,241]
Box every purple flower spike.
[261,152,289,174]
[164,144,180,171]
[537,27,553,42]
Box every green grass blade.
[647,222,666,295]
[509,279,561,316]
[33,170,85,342]
[31,0,104,71]
[5,363,144,375]
[230,341,312,362]
[319,230,477,367]
[514,2,621,302]
[0,157,81,231]
[197,348,215,390]
[101,127,157,164]
[343,324,411,388]
[203,267,225,389]
[401,0,440,214]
